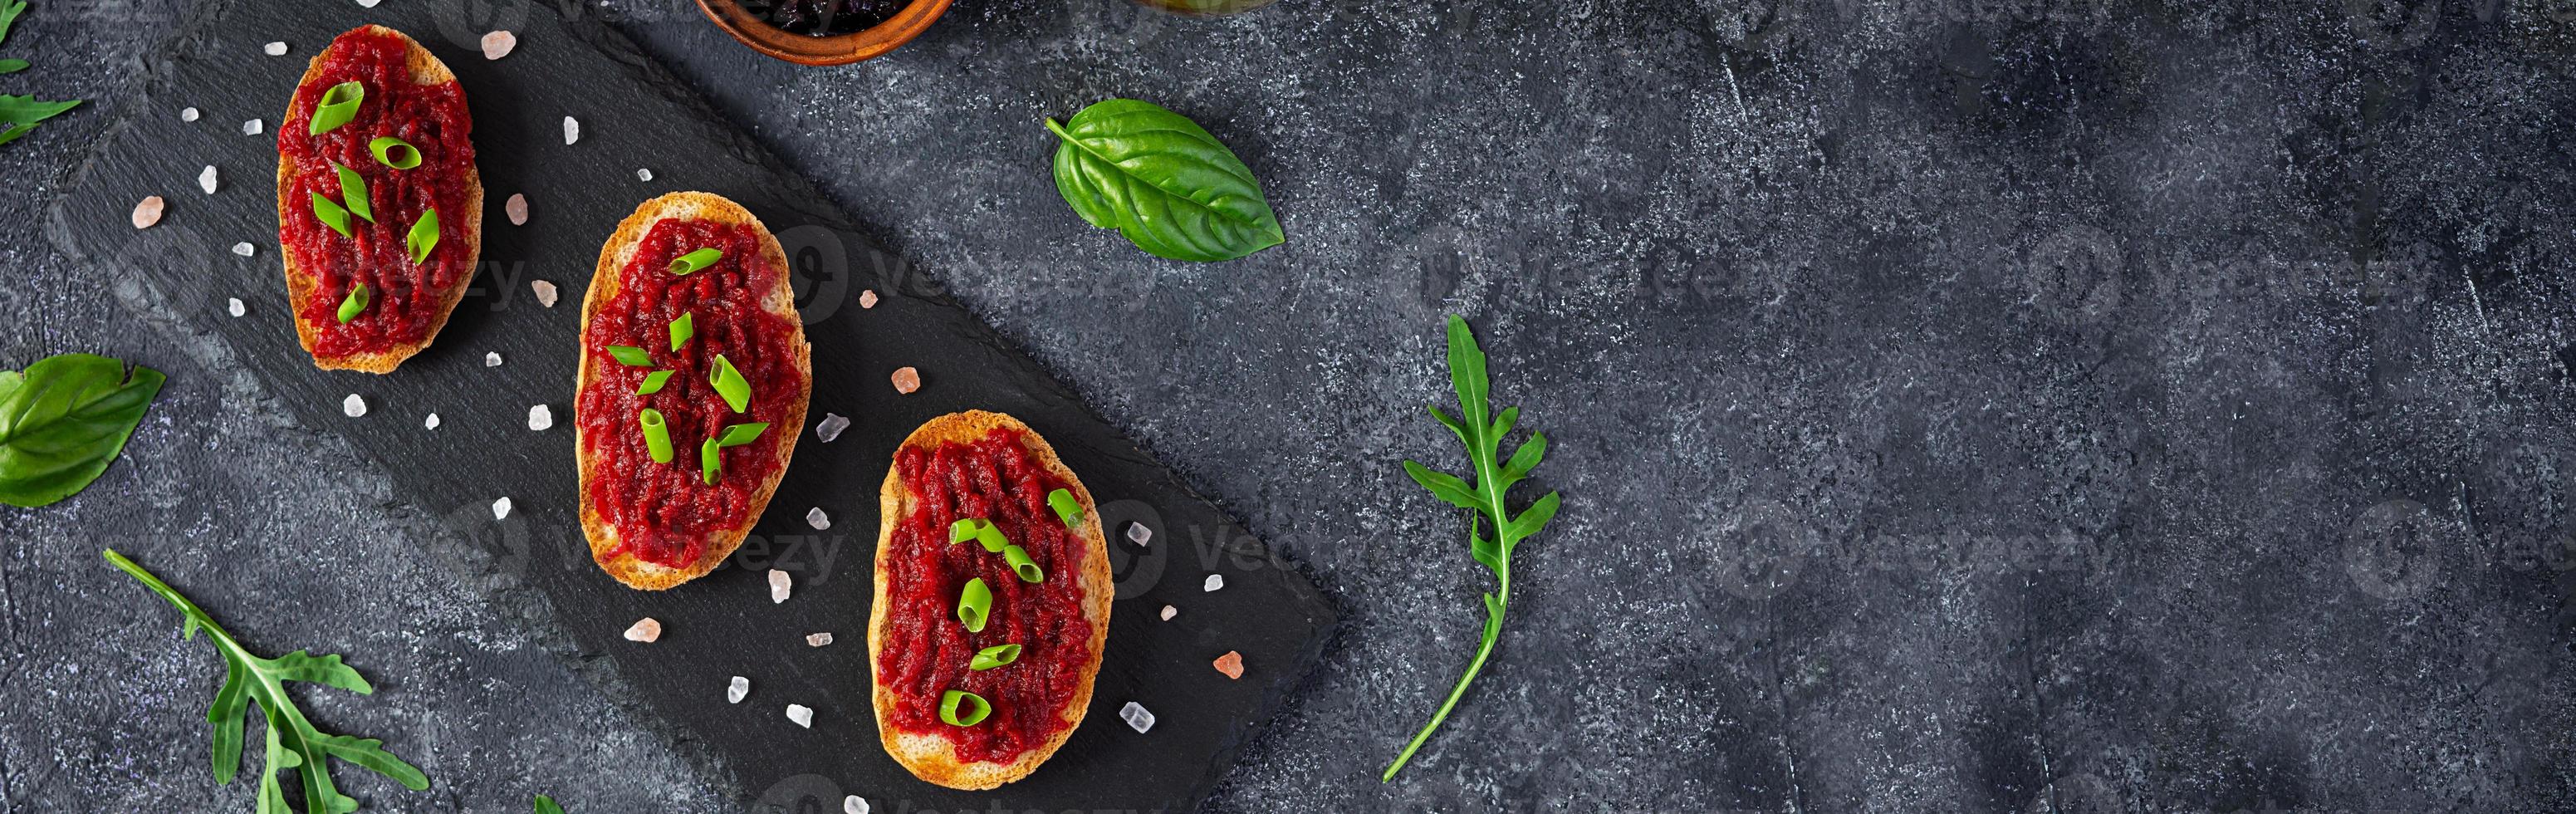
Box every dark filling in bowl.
[737,0,908,36]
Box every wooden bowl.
[694,0,954,66]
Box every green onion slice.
[406,208,439,265]
[335,283,370,324]
[1046,488,1083,527]
[709,354,751,414]
[957,577,992,633]
[668,248,722,276]
[968,644,1022,671]
[947,518,1007,552]
[311,193,352,238]
[714,422,768,448]
[308,81,364,135]
[605,346,653,366]
[368,136,421,169]
[639,409,673,463]
[700,438,721,484]
[939,689,992,727]
[1002,544,1045,583]
[668,311,694,352]
[636,370,673,395]
[334,164,373,223]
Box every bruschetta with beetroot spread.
[576,192,811,591]
[277,25,481,373]
[871,411,1113,789]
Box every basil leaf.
[1046,98,1284,262]
[0,353,165,508]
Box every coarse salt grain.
[506,194,528,225]
[531,279,559,307]
[424,413,441,430]
[198,165,218,194]
[484,351,503,367]
[1160,605,1178,621]
[890,366,921,395]
[242,119,262,135]
[562,116,580,145]
[227,297,246,317]
[727,675,750,704]
[844,797,869,814]
[1119,702,1154,733]
[262,42,286,56]
[232,242,255,257]
[770,569,792,604]
[342,394,366,418]
[815,413,850,443]
[786,704,812,728]
[180,106,199,122]
[491,497,512,521]
[623,617,661,642]
[1212,650,1244,679]
[1127,522,1153,547]
[806,632,833,648]
[527,404,553,431]
[130,196,164,229]
[1204,574,1224,592]
[806,507,830,530]
[481,31,517,61]
[636,168,653,182]
[859,290,878,309]
[356,0,380,7]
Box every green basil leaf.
[1045,98,1284,262]
[0,353,165,508]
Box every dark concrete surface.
[7,1,2576,812]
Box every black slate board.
[46,2,1337,811]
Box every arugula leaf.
[0,59,26,74]
[1382,316,1562,782]
[1045,98,1285,262]
[535,795,566,814]
[0,353,164,508]
[0,94,80,127]
[0,0,26,47]
[0,123,29,145]
[103,549,432,813]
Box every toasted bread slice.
[577,192,811,590]
[869,410,1114,789]
[277,25,482,374]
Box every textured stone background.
[7,0,2576,812]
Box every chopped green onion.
[368,136,421,169]
[636,370,673,395]
[308,81,364,135]
[605,346,653,366]
[1002,545,1044,583]
[668,311,694,352]
[406,208,439,264]
[639,409,672,463]
[334,164,373,223]
[669,248,723,276]
[310,193,351,238]
[709,354,751,414]
[969,644,1022,671]
[957,577,992,633]
[947,518,1007,552]
[1047,488,1083,528]
[714,422,768,448]
[939,689,992,727]
[699,438,720,484]
[335,283,370,324]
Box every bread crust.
[869,411,1114,790]
[575,192,812,591]
[277,25,482,374]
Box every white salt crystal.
[531,279,559,307]
[226,297,245,317]
[180,106,199,122]
[341,394,366,418]
[815,413,850,443]
[806,507,830,530]
[262,42,286,56]
[481,31,517,61]
[769,569,792,603]
[242,119,262,135]
[562,116,580,145]
[526,404,553,431]
[424,413,441,430]
[198,165,218,194]
[844,797,869,814]
[1119,702,1154,733]
[231,242,255,257]
[785,704,812,728]
[356,0,380,7]
[727,675,750,704]
[623,617,661,643]
[1159,605,1177,621]
[635,168,653,182]
[1203,574,1224,592]
[1126,522,1153,547]
[484,351,502,367]
[806,632,833,647]
[130,196,164,229]
[506,193,528,225]
[491,497,512,521]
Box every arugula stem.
[1382,556,1508,782]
